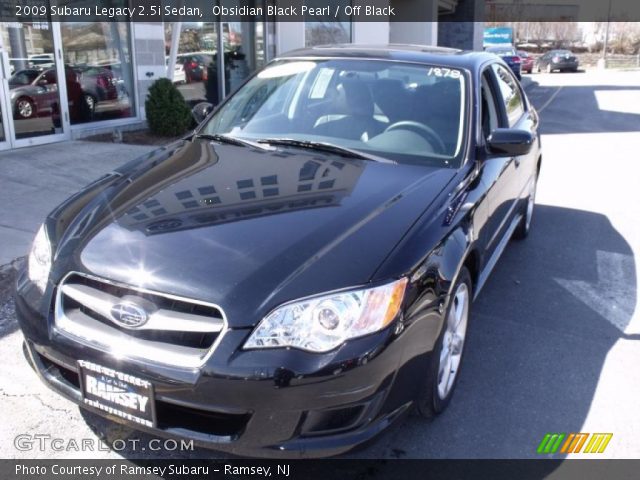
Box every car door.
[33,69,58,114]
[477,63,525,261]
[492,63,538,206]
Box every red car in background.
[518,51,534,74]
[178,53,211,83]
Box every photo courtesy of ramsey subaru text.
[15,45,541,458]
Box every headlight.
[28,224,52,293]
[244,278,408,353]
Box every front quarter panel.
[371,159,491,378]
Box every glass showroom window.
[304,0,352,47]
[304,21,352,47]
[60,17,135,125]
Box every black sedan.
[537,49,580,73]
[16,45,541,458]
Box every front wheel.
[513,173,537,240]
[415,267,472,418]
[15,97,35,119]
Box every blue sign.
[484,27,513,46]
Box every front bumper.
[15,273,441,458]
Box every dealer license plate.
[78,360,156,428]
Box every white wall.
[352,22,390,45]
[388,0,438,45]
[274,21,391,56]
[132,23,166,120]
[274,22,305,56]
[389,22,438,45]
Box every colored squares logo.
[537,433,613,454]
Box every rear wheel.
[415,267,472,418]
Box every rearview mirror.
[487,128,534,156]
[192,102,213,124]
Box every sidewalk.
[0,141,155,266]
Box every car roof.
[278,44,497,70]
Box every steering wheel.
[384,121,446,154]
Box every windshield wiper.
[256,138,394,164]
[195,133,270,150]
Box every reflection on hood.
[115,142,364,236]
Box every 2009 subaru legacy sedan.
[16,45,540,458]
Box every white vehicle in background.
[166,57,186,84]
[28,54,55,69]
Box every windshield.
[200,59,468,167]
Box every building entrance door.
[0,19,71,149]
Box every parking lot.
[0,69,639,460]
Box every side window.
[14,72,31,85]
[480,70,500,140]
[491,64,524,127]
[43,70,57,84]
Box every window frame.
[479,66,502,144]
[489,63,526,128]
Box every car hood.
[61,138,455,327]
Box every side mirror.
[487,128,534,156]
[37,79,48,86]
[191,102,213,124]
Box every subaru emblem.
[110,302,149,328]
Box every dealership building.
[0,0,483,151]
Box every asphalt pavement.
[0,69,638,460]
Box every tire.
[415,267,472,418]
[513,172,538,240]
[546,64,553,73]
[15,97,35,119]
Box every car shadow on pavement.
[525,79,640,135]
[347,204,637,463]
[76,204,636,465]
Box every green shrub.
[145,78,192,137]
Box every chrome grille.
[54,272,227,368]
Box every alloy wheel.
[437,282,470,399]
[525,176,537,232]
[17,99,33,119]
